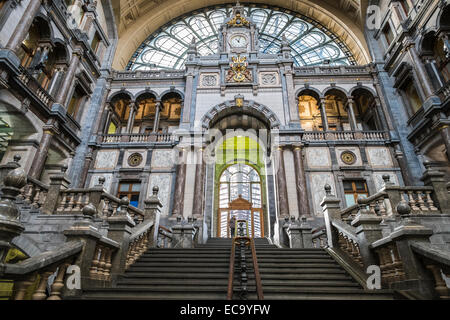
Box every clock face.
[230,35,248,48]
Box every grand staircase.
[79,238,395,300]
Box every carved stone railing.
[311,228,327,248]
[111,69,185,81]
[17,66,54,108]
[321,163,450,299]
[101,133,177,144]
[19,176,49,209]
[157,225,173,248]
[88,237,119,281]
[125,219,155,269]
[302,130,388,142]
[0,241,83,300]
[294,65,370,76]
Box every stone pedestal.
[320,185,342,248]
[144,186,163,247]
[42,168,71,215]
[351,211,383,266]
[172,221,195,248]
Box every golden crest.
[226,55,252,83]
[227,12,250,27]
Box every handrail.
[226,238,237,300]
[250,238,264,300]
[129,220,154,242]
[227,237,263,300]
[331,220,359,242]
[410,242,450,267]
[0,241,83,277]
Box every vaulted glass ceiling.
[127,5,356,71]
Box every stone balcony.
[99,133,178,144]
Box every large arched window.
[218,163,263,238]
[127,5,355,70]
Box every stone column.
[29,125,58,179]
[54,51,81,107]
[78,151,93,188]
[406,41,435,99]
[172,147,188,218]
[152,101,162,133]
[101,103,113,134]
[346,98,359,131]
[182,72,194,126]
[275,146,289,217]
[125,102,137,133]
[319,98,329,131]
[292,144,310,216]
[438,125,450,161]
[6,0,43,54]
[192,147,206,218]
[393,145,413,186]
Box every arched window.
[218,164,263,238]
[127,5,355,70]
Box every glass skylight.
[127,5,355,70]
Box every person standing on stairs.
[229,215,236,238]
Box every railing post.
[421,161,450,213]
[106,197,136,282]
[351,199,383,267]
[89,176,107,213]
[372,202,436,298]
[171,217,195,248]
[299,216,314,248]
[285,216,304,248]
[144,186,162,247]
[0,154,21,187]
[0,165,27,263]
[320,184,342,248]
[380,175,402,216]
[63,204,103,297]
[42,165,71,215]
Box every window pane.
[127,5,353,70]
[130,194,139,207]
[345,194,356,207]
[119,184,130,192]
[343,181,353,191]
[131,184,141,192]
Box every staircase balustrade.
[157,226,173,248]
[321,165,450,299]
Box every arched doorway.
[213,135,267,239]
[218,164,264,238]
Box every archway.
[214,136,267,238]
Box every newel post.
[421,161,450,213]
[63,204,103,296]
[144,186,162,247]
[0,155,21,187]
[379,175,402,216]
[172,216,195,248]
[42,165,71,215]
[351,197,383,266]
[106,197,135,281]
[320,184,342,248]
[0,165,27,263]
[88,176,107,213]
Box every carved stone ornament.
[202,75,217,87]
[227,12,250,28]
[128,153,143,167]
[226,55,252,83]
[341,151,357,165]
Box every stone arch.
[160,89,185,101]
[322,86,349,98]
[33,14,52,40]
[107,90,134,103]
[201,100,281,130]
[296,87,323,104]
[135,89,160,102]
[349,85,378,97]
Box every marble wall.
[94,150,119,169]
[309,172,336,216]
[306,147,331,168]
[149,173,172,216]
[366,146,394,168]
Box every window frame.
[117,181,142,208]
[343,180,369,207]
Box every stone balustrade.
[302,130,388,142]
[374,243,407,286]
[157,225,173,248]
[17,66,54,108]
[89,241,116,281]
[311,229,327,248]
[125,226,153,269]
[20,177,49,209]
[101,133,176,144]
